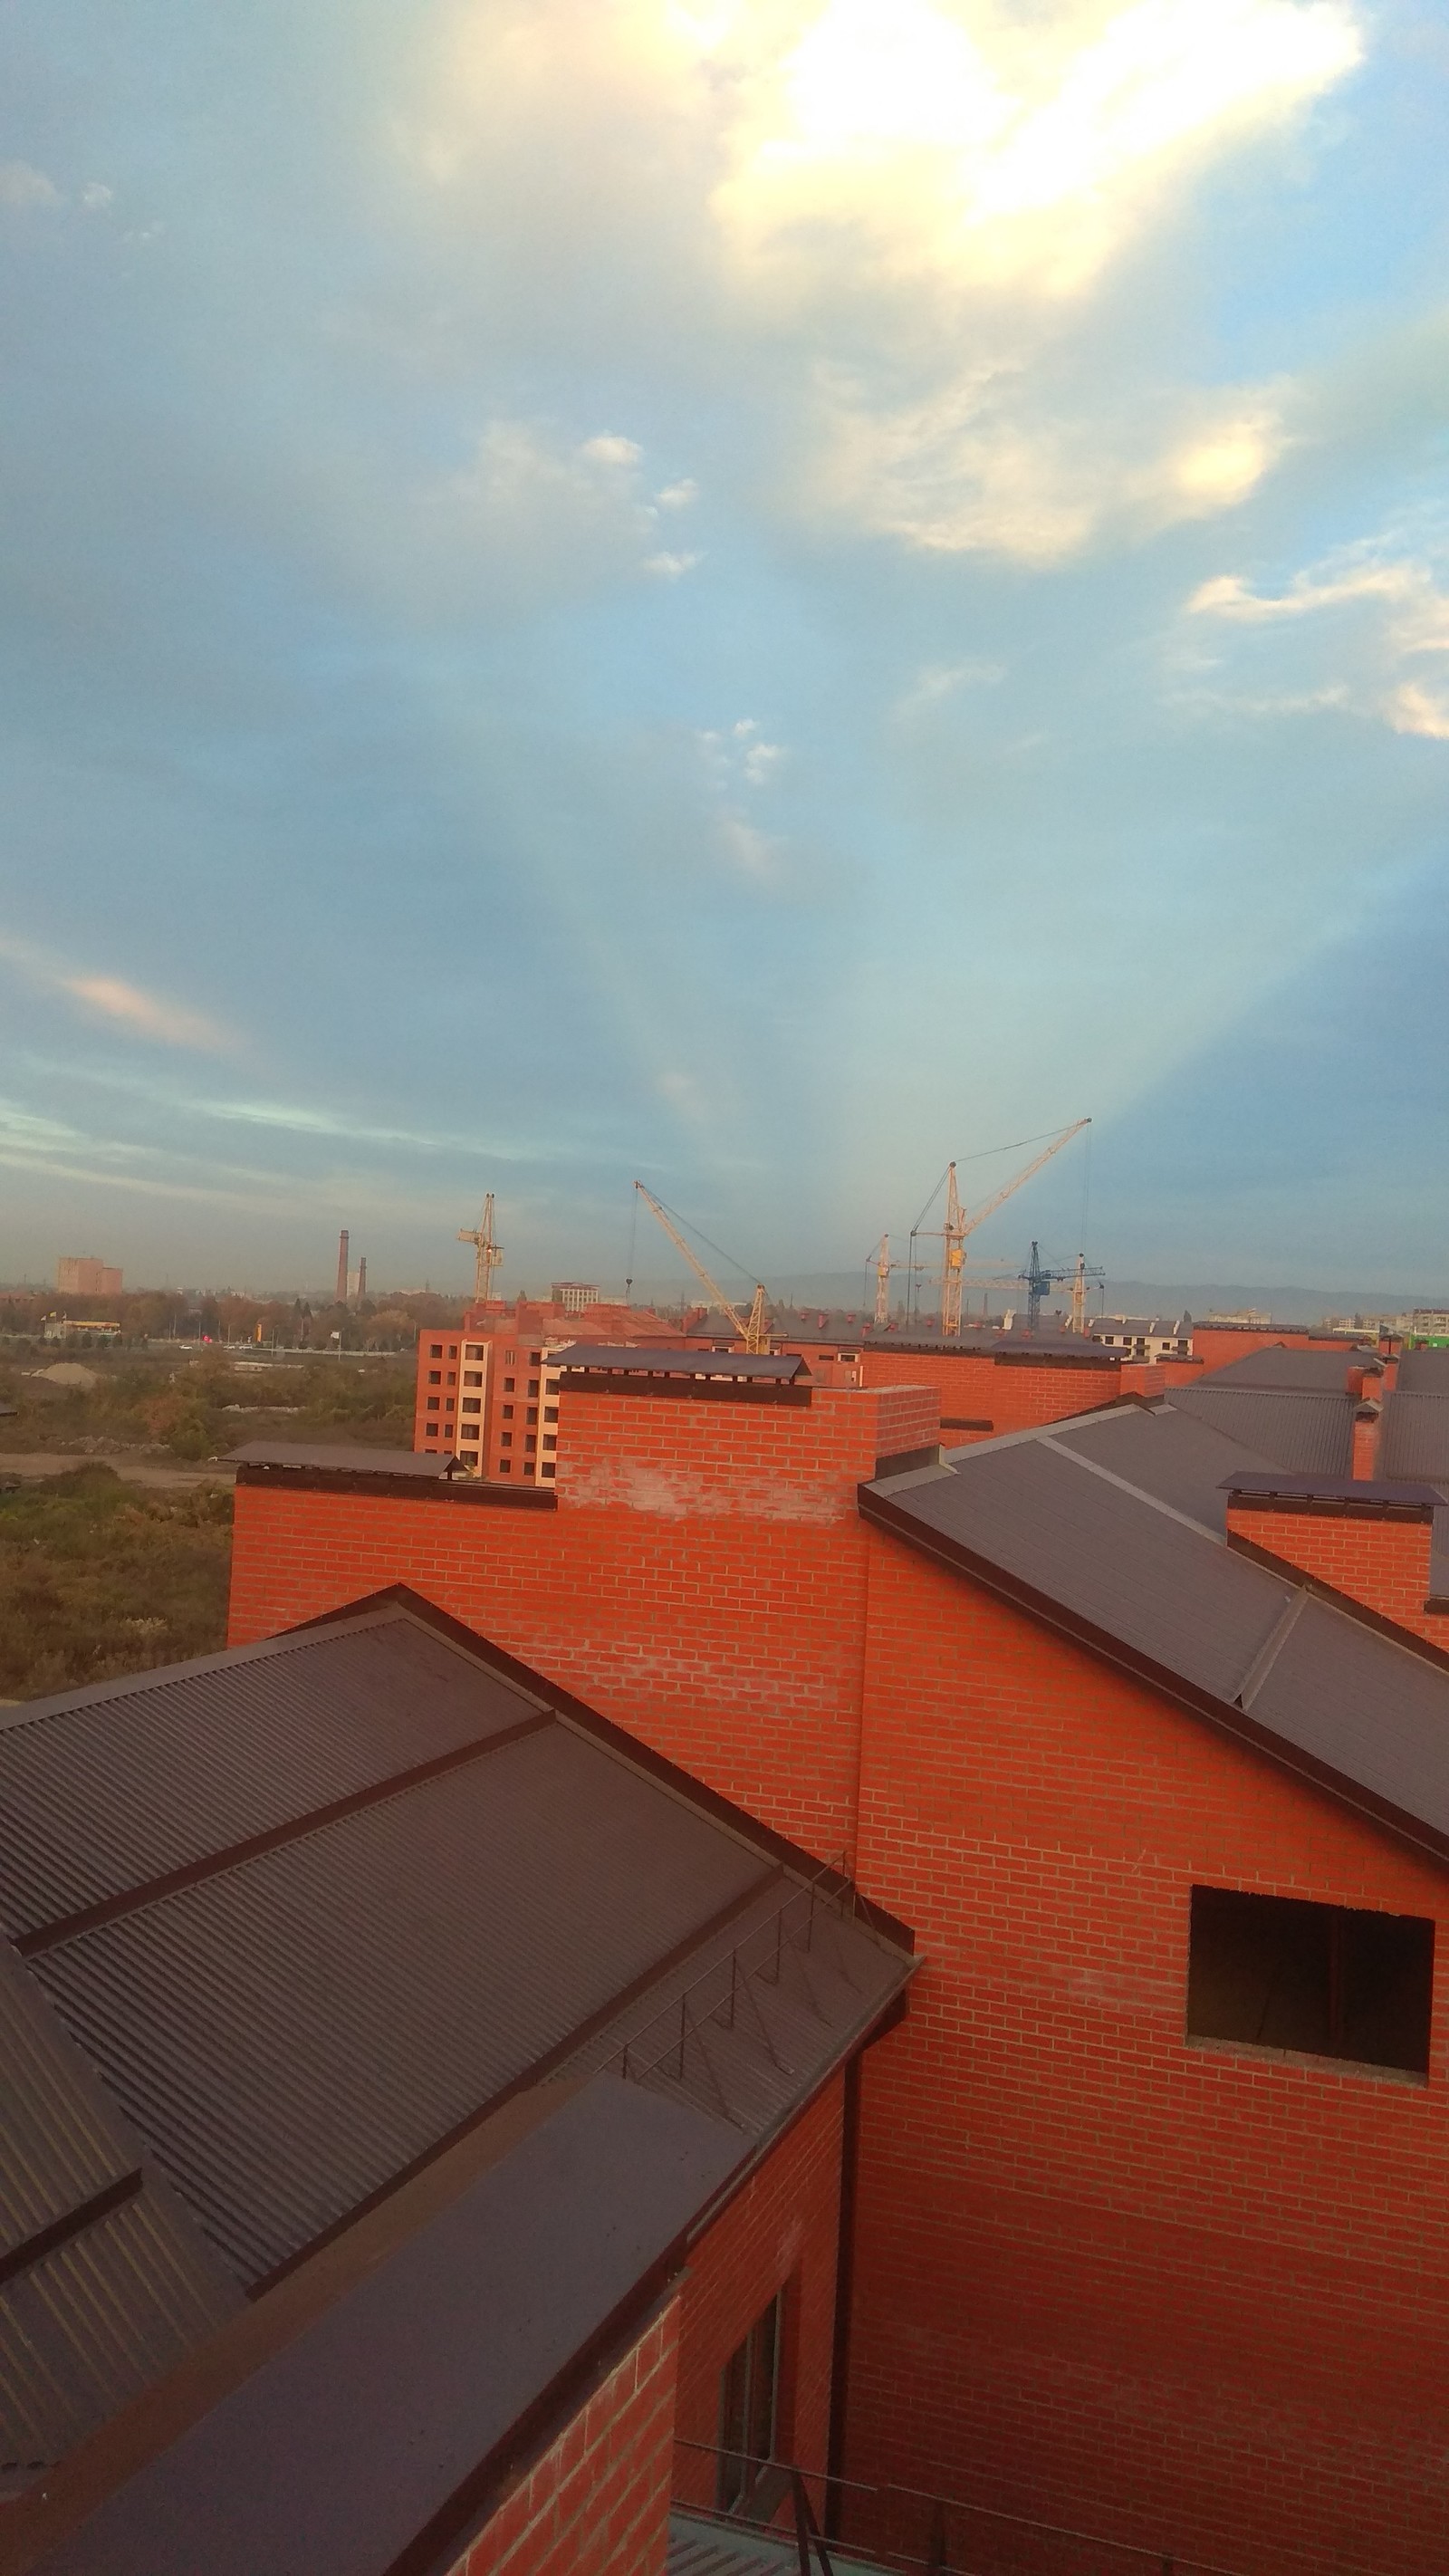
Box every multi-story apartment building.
[413,1295,685,1477]
[54,1254,122,1295]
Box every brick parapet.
[449,2293,681,2576]
[1225,1498,1448,1648]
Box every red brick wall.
[1226,1500,1449,1648]
[1118,1357,1201,1397]
[672,2078,845,2519]
[448,2294,679,2576]
[858,1347,1118,1436]
[228,1382,939,1865]
[846,1529,1449,2576]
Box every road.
[0,1452,236,1490]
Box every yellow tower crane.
[912,1120,1091,1336]
[633,1182,771,1352]
[458,1193,504,1302]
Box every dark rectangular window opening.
[716,2290,783,2514]
[1188,1886,1434,2076]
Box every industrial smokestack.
[336,1229,350,1305]
[357,1255,367,1302]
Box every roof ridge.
[1039,1431,1231,1542]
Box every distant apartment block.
[55,1253,122,1295]
[414,1293,681,1476]
[550,1280,600,1313]
[1089,1312,1191,1360]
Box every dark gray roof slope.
[1199,1347,1363,1390]
[862,1418,1449,1867]
[1379,1391,1449,1481]
[24,2080,743,2576]
[1165,1384,1357,1475]
[1396,1348,1449,1392]
[0,1603,911,2485]
[0,1946,240,2494]
[1046,1401,1276,1533]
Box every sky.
[0,0,1446,1298]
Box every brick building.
[414,1296,687,1478]
[0,1597,912,2575]
[225,1345,1449,2575]
[53,1255,122,1297]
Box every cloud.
[426,1,1354,563]
[429,419,701,604]
[0,160,62,209]
[0,937,235,1052]
[711,0,1361,301]
[1184,540,1449,739]
[893,659,1005,719]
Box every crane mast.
[871,1234,900,1329]
[912,1119,1091,1336]
[458,1194,504,1302]
[633,1183,771,1352]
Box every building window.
[498,1458,512,1473]
[501,1403,514,1420]
[446,1371,456,1386]
[447,1345,457,1358]
[525,1435,536,1452]
[426,1398,440,1413]
[529,1350,542,1364]
[542,1433,556,1450]
[464,1370,483,1388]
[445,1398,455,1413]
[500,1432,513,1448]
[527,1379,540,1398]
[717,2291,784,2513]
[542,1462,555,1477]
[526,1406,538,1425]
[429,1343,442,1358]
[504,1376,515,1393]
[543,1405,559,1423]
[427,1370,441,1386]
[460,1447,478,1462]
[1187,1888,1434,2076]
[465,1344,483,1360]
[462,1398,481,1415]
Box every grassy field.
[0,1466,235,1699]
[0,1351,418,1699]
[0,1350,417,1461]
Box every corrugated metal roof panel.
[1396,1349,1449,1393]
[1200,1349,1358,1390]
[1166,1386,1357,1474]
[667,2512,892,2574]
[884,1441,1293,1706]
[0,1944,134,2267]
[1379,1392,1449,1481]
[31,1729,776,2285]
[1048,1405,1275,1532]
[0,2189,241,2485]
[1251,1601,1449,1841]
[0,1618,540,1943]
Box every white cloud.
[433,419,700,601]
[80,181,113,212]
[0,160,61,209]
[894,658,1005,718]
[426,1,1355,564]
[1182,539,1449,739]
[0,935,235,1052]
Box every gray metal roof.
[552,1347,809,1381]
[1047,1403,1276,1533]
[1393,1348,1449,1392]
[667,2510,892,2573]
[0,1605,912,2486]
[24,2081,744,2576]
[1379,1391,1449,1480]
[1198,1346,1364,1390]
[862,1423,1449,1866]
[0,1945,240,2490]
[226,1441,451,1476]
[1164,1385,1357,1474]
